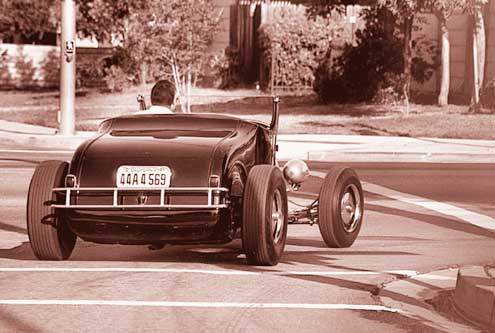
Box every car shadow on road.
[0,308,41,332]
[0,242,35,260]
[0,240,251,267]
[0,221,27,234]
[366,203,495,239]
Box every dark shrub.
[316,7,437,104]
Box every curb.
[1,120,495,163]
[453,266,495,329]
[378,267,479,332]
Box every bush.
[258,5,336,91]
[41,49,112,89]
[315,7,438,104]
[209,46,241,89]
[0,49,12,88]
[76,56,107,89]
[481,79,495,110]
[103,65,132,92]
[15,46,37,88]
[41,49,59,88]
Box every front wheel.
[27,160,77,260]
[318,167,364,248]
[242,165,288,266]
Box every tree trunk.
[139,63,147,86]
[471,3,486,112]
[436,12,450,107]
[402,16,414,107]
[473,5,486,90]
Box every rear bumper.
[52,186,229,210]
[66,209,234,245]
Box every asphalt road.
[0,151,494,332]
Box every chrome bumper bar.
[51,186,229,209]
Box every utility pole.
[59,0,76,135]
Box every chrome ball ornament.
[282,159,310,185]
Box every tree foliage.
[78,0,221,109]
[315,6,436,104]
[0,0,59,43]
[258,5,334,91]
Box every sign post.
[59,0,76,136]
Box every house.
[216,0,495,102]
[412,1,495,102]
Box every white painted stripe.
[0,267,257,276]
[363,181,495,231]
[311,171,495,231]
[0,299,402,312]
[285,270,417,277]
[411,274,456,281]
[0,267,417,277]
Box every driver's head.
[150,79,175,107]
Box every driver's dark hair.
[150,79,175,107]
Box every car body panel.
[64,113,274,245]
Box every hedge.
[258,5,341,91]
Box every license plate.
[116,166,171,188]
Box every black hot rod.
[27,97,364,266]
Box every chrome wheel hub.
[340,184,361,232]
[271,189,284,244]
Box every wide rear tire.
[318,166,364,248]
[242,165,288,266]
[27,160,76,260]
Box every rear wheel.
[27,160,76,260]
[318,166,364,248]
[242,165,288,266]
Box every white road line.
[410,274,457,281]
[363,182,495,231]
[0,299,402,312]
[285,270,417,277]
[0,267,257,275]
[0,267,417,278]
[311,171,495,231]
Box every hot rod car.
[27,96,364,266]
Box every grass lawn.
[1,86,494,140]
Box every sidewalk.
[277,134,495,163]
[2,119,494,163]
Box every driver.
[139,79,176,114]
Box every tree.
[0,0,59,43]
[78,0,221,112]
[377,0,429,107]
[427,0,464,107]
[464,0,488,111]
[311,0,429,106]
[141,0,222,112]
